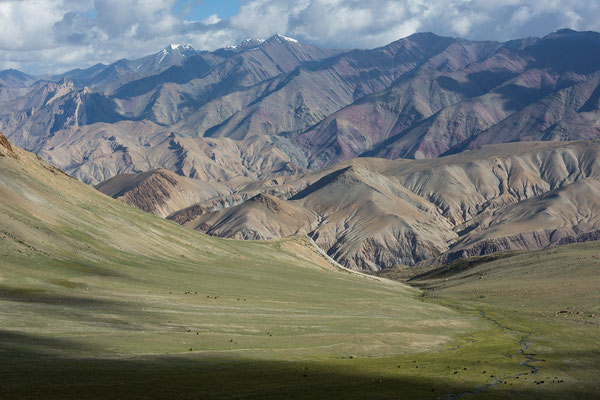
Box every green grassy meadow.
[403,243,600,400]
[1,148,598,399]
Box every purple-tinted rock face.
[5,30,600,183]
[4,29,596,270]
[297,30,600,167]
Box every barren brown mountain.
[94,169,233,218]
[4,29,600,271]
[140,140,600,270]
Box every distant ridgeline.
[0,29,599,185]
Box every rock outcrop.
[95,169,232,218]
[0,132,16,158]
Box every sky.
[1,0,599,74]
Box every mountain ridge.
[2,30,574,184]
[148,140,600,271]
[4,29,600,271]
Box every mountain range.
[154,140,600,270]
[2,29,599,185]
[2,29,600,271]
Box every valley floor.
[2,243,599,399]
[391,242,600,400]
[1,144,598,399]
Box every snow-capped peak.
[165,43,194,52]
[237,38,265,50]
[276,34,298,43]
[222,38,265,52]
[240,38,265,46]
[152,44,195,65]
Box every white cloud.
[1,0,600,74]
[202,14,221,25]
[230,0,600,49]
[511,7,533,25]
[0,0,71,49]
[230,0,308,39]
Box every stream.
[443,310,544,399]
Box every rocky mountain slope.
[0,69,36,101]
[300,30,600,166]
[3,30,600,186]
[53,44,203,93]
[0,32,559,184]
[94,168,233,218]
[190,193,318,240]
[148,140,600,271]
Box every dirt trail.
[304,235,398,284]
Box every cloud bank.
[1,0,599,74]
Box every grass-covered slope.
[401,243,600,399]
[0,135,507,399]
[3,134,595,399]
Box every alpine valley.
[4,29,600,271]
[1,27,600,400]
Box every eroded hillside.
[144,140,600,270]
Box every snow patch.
[218,38,267,52]
[165,44,194,52]
[155,44,194,64]
[277,34,298,43]
[241,38,265,45]
[158,49,168,64]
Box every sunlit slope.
[0,135,479,363]
[407,243,600,399]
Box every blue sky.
[174,0,241,21]
[1,0,599,74]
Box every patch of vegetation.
[416,241,600,399]
[1,149,598,399]
[410,252,518,282]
